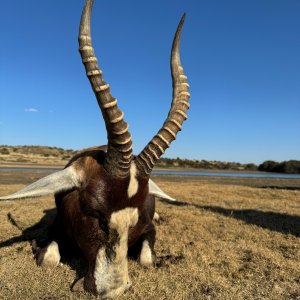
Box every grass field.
[0,170,299,299]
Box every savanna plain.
[0,169,299,300]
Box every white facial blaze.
[94,207,138,298]
[127,162,138,198]
[139,240,153,267]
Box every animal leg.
[129,223,156,267]
[34,240,61,268]
[153,212,160,222]
[139,238,155,267]
[32,215,65,268]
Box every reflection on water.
[0,167,300,179]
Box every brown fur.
[41,146,155,295]
[0,0,189,295]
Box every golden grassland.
[0,154,66,169]
[0,170,299,300]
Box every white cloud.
[24,108,38,113]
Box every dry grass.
[0,155,66,168]
[0,171,299,300]
[0,146,70,167]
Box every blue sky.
[0,0,299,164]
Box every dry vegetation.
[0,145,259,172]
[0,170,299,299]
[0,146,73,167]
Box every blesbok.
[0,0,190,297]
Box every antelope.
[0,0,190,297]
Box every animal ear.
[0,166,81,201]
[71,277,85,292]
[148,179,176,201]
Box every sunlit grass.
[0,174,299,299]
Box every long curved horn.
[79,0,133,178]
[0,167,81,201]
[135,14,190,177]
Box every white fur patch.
[94,208,138,297]
[41,241,61,268]
[127,162,138,198]
[153,212,160,222]
[139,240,153,267]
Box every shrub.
[0,148,9,155]
[258,160,300,174]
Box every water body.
[153,170,300,179]
[1,167,300,179]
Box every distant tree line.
[1,145,298,173]
[156,157,258,171]
[258,160,300,174]
[155,157,300,173]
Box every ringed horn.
[135,14,190,177]
[79,0,133,178]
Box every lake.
[0,167,300,179]
[153,170,300,179]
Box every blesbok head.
[0,0,190,297]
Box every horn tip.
[178,13,186,31]
[181,13,186,22]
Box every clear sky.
[0,0,299,164]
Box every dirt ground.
[0,170,299,299]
